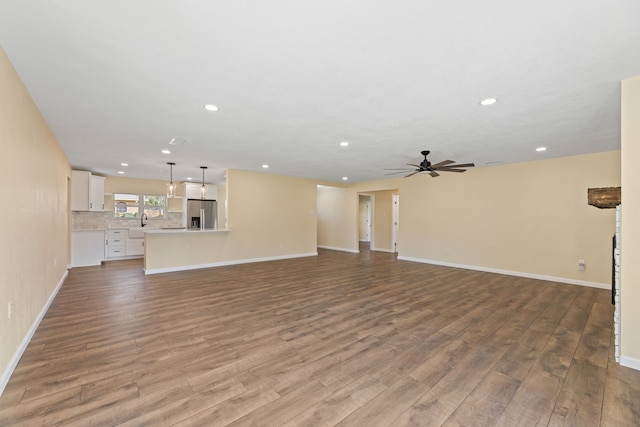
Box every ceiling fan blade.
[407,163,422,168]
[429,160,455,169]
[385,170,414,175]
[404,171,420,178]
[429,171,440,177]
[438,163,475,169]
[438,168,467,173]
[384,168,415,171]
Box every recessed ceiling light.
[342,177,348,181]
[340,141,349,147]
[480,98,497,106]
[169,137,187,146]
[120,162,128,167]
[186,177,193,181]
[161,149,171,154]
[536,147,547,152]
[204,104,219,112]
[117,171,125,174]
[262,164,269,169]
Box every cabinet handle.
[89,202,92,208]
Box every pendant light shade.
[167,162,176,198]
[200,166,208,199]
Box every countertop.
[144,228,231,234]
[72,227,231,234]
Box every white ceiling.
[2,1,639,184]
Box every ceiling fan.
[385,150,475,178]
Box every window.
[114,193,166,218]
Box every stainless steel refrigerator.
[187,199,217,230]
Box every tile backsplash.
[72,211,184,230]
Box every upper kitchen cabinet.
[167,196,183,212]
[71,170,105,211]
[184,182,217,200]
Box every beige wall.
[399,152,619,284]
[318,151,620,286]
[145,169,317,271]
[621,77,640,367]
[0,48,70,390]
[317,185,358,252]
[370,190,395,252]
[104,175,169,195]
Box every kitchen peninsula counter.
[143,225,316,275]
[143,228,234,274]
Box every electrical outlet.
[8,302,13,319]
[578,259,586,271]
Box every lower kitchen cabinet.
[105,229,126,258]
[105,229,144,259]
[71,230,104,267]
[126,238,144,256]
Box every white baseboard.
[0,270,68,397]
[397,256,609,289]
[620,355,640,371]
[317,245,359,254]
[145,252,318,275]
[371,247,395,253]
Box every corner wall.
[226,169,317,258]
[0,47,70,393]
[621,76,640,368]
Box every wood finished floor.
[1,245,639,426]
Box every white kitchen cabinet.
[90,175,105,211]
[104,229,144,258]
[105,229,126,258]
[71,230,104,267]
[71,170,105,211]
[167,196,183,212]
[184,182,217,200]
[125,238,144,256]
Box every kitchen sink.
[128,227,146,238]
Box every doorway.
[359,194,373,251]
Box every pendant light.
[166,162,176,198]
[200,166,208,199]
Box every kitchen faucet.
[141,213,148,227]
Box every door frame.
[392,193,399,253]
[358,193,374,249]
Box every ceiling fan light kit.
[384,150,475,178]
